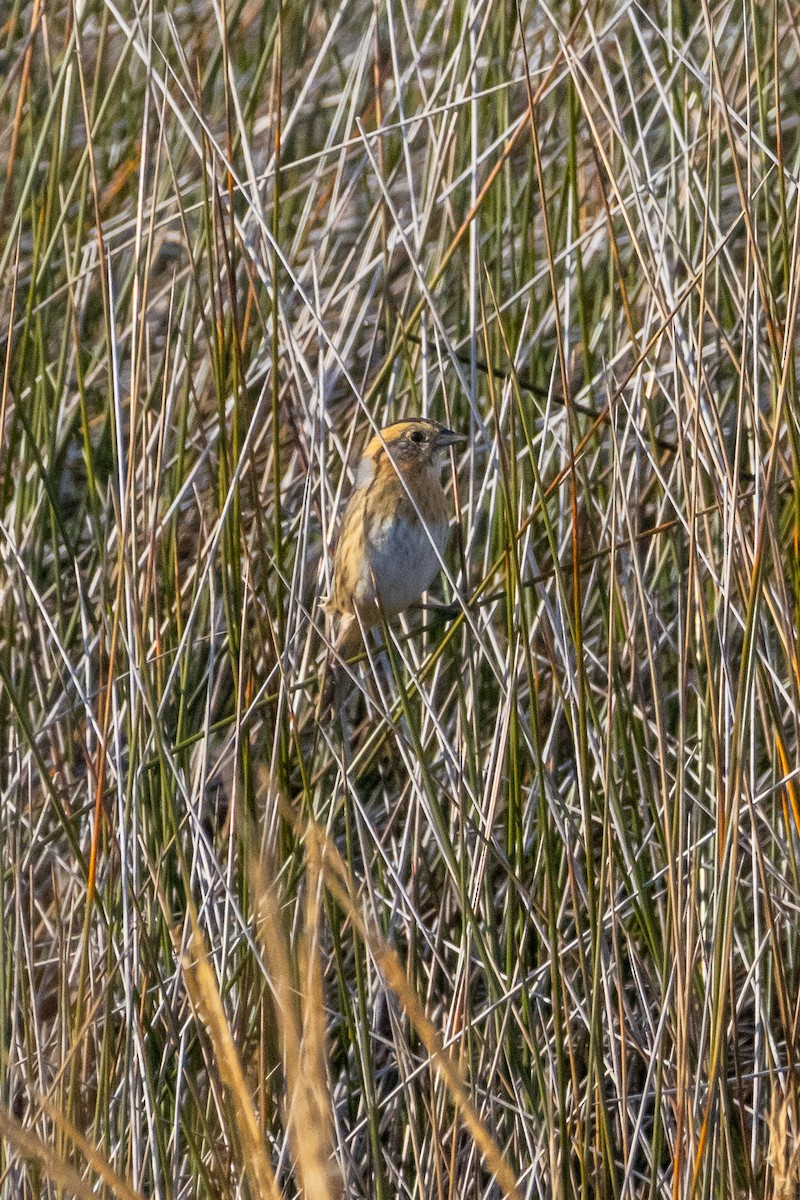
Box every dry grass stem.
[183,929,283,1200]
[768,1091,800,1200]
[254,843,344,1200]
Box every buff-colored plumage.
[327,419,464,655]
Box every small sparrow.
[327,418,464,656]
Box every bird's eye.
[410,430,426,444]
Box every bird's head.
[360,419,465,480]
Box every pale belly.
[355,515,448,616]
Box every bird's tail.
[315,610,362,722]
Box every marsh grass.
[1,0,800,1196]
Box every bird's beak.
[433,428,466,448]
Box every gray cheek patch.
[354,455,375,489]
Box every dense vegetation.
[1,0,799,1196]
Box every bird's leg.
[413,595,462,621]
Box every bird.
[326,418,465,657]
